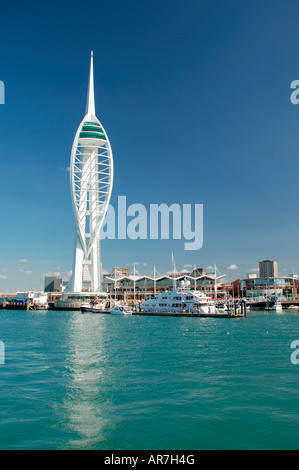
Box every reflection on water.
[1,309,299,449]
[62,313,114,449]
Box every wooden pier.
[0,301,35,311]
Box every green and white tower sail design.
[68,52,113,293]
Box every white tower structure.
[68,52,113,293]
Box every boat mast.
[214,264,217,301]
[171,252,177,290]
[133,264,136,302]
[114,267,119,302]
[293,267,296,299]
[150,265,160,298]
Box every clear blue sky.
[1,0,299,291]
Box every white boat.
[110,305,133,315]
[91,304,107,313]
[81,300,107,313]
[35,304,49,310]
[289,304,299,311]
[81,302,93,313]
[141,279,218,315]
[215,301,229,313]
[273,301,283,312]
[265,300,283,312]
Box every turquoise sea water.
[0,309,298,450]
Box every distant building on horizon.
[190,267,206,277]
[259,260,278,278]
[240,275,296,299]
[44,277,68,293]
[112,267,130,278]
[247,273,257,279]
[44,276,62,292]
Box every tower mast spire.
[86,51,95,117]
[67,52,113,294]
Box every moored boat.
[110,305,133,315]
[81,300,108,313]
[288,304,299,311]
[141,279,218,315]
[215,301,229,313]
[272,300,283,312]
[80,302,93,313]
[35,304,49,310]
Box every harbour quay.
[0,292,48,310]
[133,310,246,318]
[1,261,298,317]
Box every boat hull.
[81,307,109,314]
[110,307,133,315]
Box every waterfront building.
[240,276,296,298]
[44,276,62,293]
[66,52,113,294]
[16,292,48,307]
[102,269,227,301]
[231,279,241,297]
[112,267,130,277]
[259,260,278,278]
[44,276,68,293]
[247,273,257,279]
